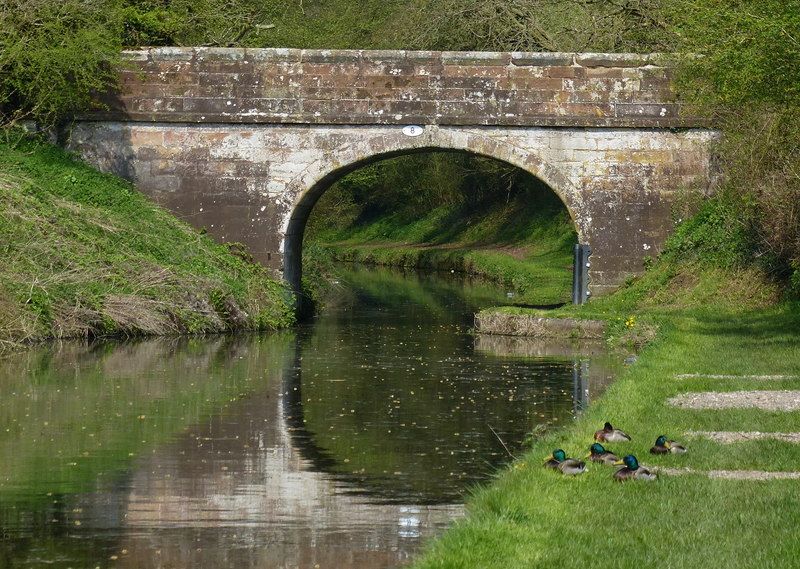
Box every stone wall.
[68,122,717,296]
[88,48,704,129]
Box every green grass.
[414,252,800,567]
[0,134,294,345]
[414,302,800,568]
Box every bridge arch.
[281,126,584,295]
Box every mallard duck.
[587,442,619,465]
[650,435,687,454]
[544,449,586,475]
[594,422,631,443]
[613,455,657,481]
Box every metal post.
[571,243,592,305]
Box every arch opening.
[283,139,584,311]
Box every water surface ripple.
[0,266,619,568]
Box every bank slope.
[0,135,294,346]
[413,245,800,568]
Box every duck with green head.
[650,435,687,454]
[613,454,657,481]
[544,449,586,475]
[587,442,619,465]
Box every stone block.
[546,66,583,78]
[441,77,500,90]
[121,50,149,62]
[301,49,363,64]
[148,47,195,61]
[441,51,510,66]
[575,53,648,68]
[511,52,574,66]
[305,99,370,116]
[128,129,164,147]
[194,47,248,61]
[615,103,679,119]
[442,65,509,78]
[248,48,302,63]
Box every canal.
[0,266,620,568]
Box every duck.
[594,421,632,443]
[544,449,587,475]
[613,454,657,481]
[587,442,619,465]
[650,435,687,454]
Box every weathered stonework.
[69,47,718,297]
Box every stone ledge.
[474,310,606,339]
[121,48,675,69]
[574,53,649,68]
[441,51,511,66]
[77,111,710,129]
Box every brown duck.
[594,422,631,443]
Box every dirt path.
[668,390,800,411]
[685,431,800,444]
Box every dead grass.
[0,136,294,346]
[102,295,178,336]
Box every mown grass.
[415,255,800,568]
[0,134,294,346]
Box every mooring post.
[572,243,591,305]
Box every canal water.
[0,266,620,568]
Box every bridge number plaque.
[401,125,424,137]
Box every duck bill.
[613,459,624,466]
[665,441,672,449]
[544,454,554,464]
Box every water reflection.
[0,266,621,568]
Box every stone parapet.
[85,48,704,128]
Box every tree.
[0,0,122,127]
[400,0,671,53]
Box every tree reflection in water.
[0,266,620,568]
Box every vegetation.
[306,152,577,306]
[403,0,671,52]
[415,297,800,569]
[0,0,798,563]
[0,134,293,346]
[668,0,800,292]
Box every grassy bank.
[416,303,800,568]
[414,245,800,567]
[0,135,294,347]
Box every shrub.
[0,0,122,127]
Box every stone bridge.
[67,47,717,297]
